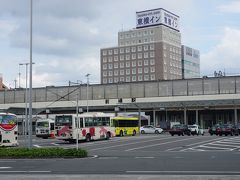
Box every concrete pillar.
[184,107,187,125]
[153,109,156,126]
[234,108,238,125]
[196,110,199,125]
[138,108,141,129]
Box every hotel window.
[103,64,107,70]
[126,47,130,53]
[126,54,130,60]
[103,71,107,77]
[114,70,118,76]
[119,34,124,39]
[144,30,148,36]
[132,61,136,67]
[144,67,149,73]
[138,68,142,74]
[150,67,155,73]
[108,57,112,62]
[120,70,124,75]
[103,57,107,63]
[137,46,142,52]
[126,69,130,75]
[103,78,107,84]
[120,48,124,54]
[150,52,155,58]
[144,39,148,43]
[108,64,112,69]
[150,44,154,50]
[138,75,143,81]
[137,31,142,37]
[114,49,118,54]
[108,78,113,83]
[138,53,142,59]
[144,75,149,81]
[114,63,118,69]
[132,33,136,37]
[126,62,130,67]
[132,68,136,74]
[132,76,136,81]
[102,50,107,56]
[150,74,155,80]
[132,54,136,59]
[150,30,154,35]
[144,60,149,66]
[150,59,155,65]
[126,76,130,82]
[114,56,118,61]
[131,47,136,52]
[120,55,124,61]
[144,45,148,51]
[120,77,124,82]
[120,62,124,68]
[108,50,112,55]
[144,52,148,58]
[108,71,113,76]
[138,60,142,66]
[114,77,119,83]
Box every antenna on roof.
[121,24,124,32]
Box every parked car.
[218,124,239,136]
[188,124,204,136]
[169,124,191,136]
[140,125,163,134]
[209,124,221,136]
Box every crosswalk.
[181,137,240,152]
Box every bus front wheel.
[106,132,111,140]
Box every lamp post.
[85,74,90,113]
[18,64,21,88]
[28,0,33,149]
[19,62,35,147]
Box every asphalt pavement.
[1,134,240,180]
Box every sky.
[0,0,240,88]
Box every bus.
[0,113,18,146]
[112,116,139,136]
[36,118,55,139]
[55,112,115,142]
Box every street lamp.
[19,62,35,147]
[85,74,90,113]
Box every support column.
[184,107,187,125]
[153,109,156,126]
[138,108,141,130]
[196,110,199,125]
[234,107,238,125]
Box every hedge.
[0,147,88,158]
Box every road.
[1,134,240,179]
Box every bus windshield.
[37,121,49,128]
[0,115,17,125]
[55,115,72,126]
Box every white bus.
[55,112,115,142]
[36,118,55,139]
[0,113,18,146]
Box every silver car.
[140,125,163,134]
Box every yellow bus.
[112,116,139,136]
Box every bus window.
[85,117,93,127]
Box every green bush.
[0,147,88,158]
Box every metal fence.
[0,76,240,104]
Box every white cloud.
[201,27,240,75]
[218,1,240,13]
